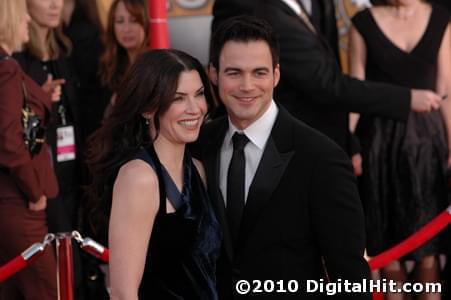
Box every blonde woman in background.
[0,0,59,298]
[14,0,86,294]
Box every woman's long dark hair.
[85,49,215,243]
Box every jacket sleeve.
[0,59,43,202]
[256,5,411,121]
[310,143,372,299]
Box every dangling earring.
[143,115,151,126]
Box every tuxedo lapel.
[203,119,234,261]
[238,110,294,250]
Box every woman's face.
[156,70,208,145]
[114,1,145,52]
[27,0,63,29]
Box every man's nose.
[240,74,255,91]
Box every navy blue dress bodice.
[133,146,221,299]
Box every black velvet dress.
[133,146,221,299]
[352,5,449,260]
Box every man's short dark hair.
[209,15,280,69]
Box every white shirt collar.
[280,0,303,15]
[225,100,278,150]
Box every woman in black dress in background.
[349,0,451,299]
[86,49,221,299]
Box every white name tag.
[56,125,76,162]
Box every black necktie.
[227,132,249,245]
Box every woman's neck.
[153,137,186,177]
[127,48,140,65]
[62,0,76,26]
[35,25,51,60]
[0,44,12,55]
[392,0,424,19]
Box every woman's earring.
[143,115,151,126]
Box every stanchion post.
[57,233,74,300]
[148,0,170,49]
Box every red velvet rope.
[0,249,44,282]
[0,256,27,282]
[2,206,448,287]
[368,208,451,271]
[99,249,109,263]
[81,246,109,263]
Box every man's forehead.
[218,40,273,66]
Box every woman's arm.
[0,59,43,202]
[109,159,160,300]
[436,24,451,167]
[347,24,368,132]
[347,23,368,176]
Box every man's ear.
[208,64,218,86]
[273,64,281,88]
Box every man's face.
[210,40,280,129]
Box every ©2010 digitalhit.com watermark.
[234,279,442,295]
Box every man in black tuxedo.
[198,16,371,299]
[211,0,442,156]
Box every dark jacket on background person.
[13,51,83,182]
[64,3,107,141]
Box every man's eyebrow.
[223,67,241,72]
[254,67,270,72]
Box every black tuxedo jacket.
[197,107,371,299]
[212,0,411,153]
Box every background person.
[98,0,148,116]
[349,0,451,299]
[0,0,59,298]
[14,0,86,296]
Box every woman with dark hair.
[99,0,148,97]
[349,0,450,299]
[0,0,59,298]
[86,49,221,299]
